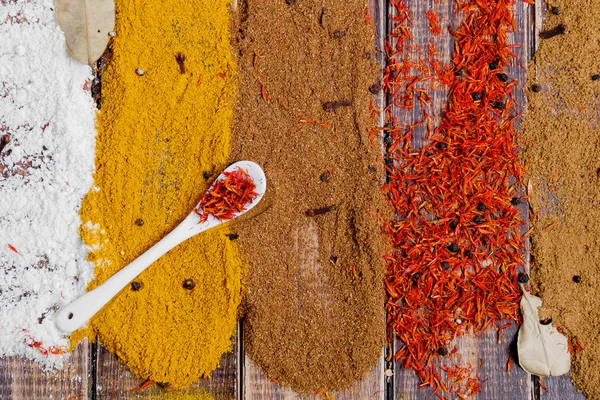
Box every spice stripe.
[75,0,245,388]
[382,0,529,397]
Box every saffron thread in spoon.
[195,167,259,223]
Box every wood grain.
[93,338,237,399]
[243,352,385,400]
[539,376,586,400]
[0,339,90,400]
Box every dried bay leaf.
[517,286,571,377]
[55,0,115,66]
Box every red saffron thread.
[7,244,21,255]
[195,167,258,223]
[425,11,442,36]
[20,329,65,356]
[126,380,155,393]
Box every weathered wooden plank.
[243,352,385,400]
[539,376,586,400]
[93,339,237,399]
[0,339,90,400]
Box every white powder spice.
[0,0,96,367]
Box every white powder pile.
[0,0,96,367]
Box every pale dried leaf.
[55,0,115,66]
[517,286,571,377]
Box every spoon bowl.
[55,161,266,333]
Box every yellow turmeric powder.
[74,0,243,388]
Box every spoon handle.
[55,160,266,333]
[55,213,200,333]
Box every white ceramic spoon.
[55,161,266,333]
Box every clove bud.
[539,24,567,39]
[322,100,352,111]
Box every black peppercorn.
[441,261,450,270]
[511,196,521,206]
[449,220,458,230]
[285,0,296,4]
[384,135,394,146]
[517,273,530,284]
[592,74,600,81]
[203,171,213,180]
[225,233,239,240]
[492,101,505,110]
[471,92,482,101]
[497,73,509,82]
[463,249,472,258]
[489,58,500,70]
[183,279,196,290]
[540,318,552,325]
[476,202,487,212]
[369,84,380,94]
[135,218,144,226]
[413,272,422,280]
[436,142,447,150]
[333,30,346,39]
[550,6,560,15]
[131,281,142,291]
[531,84,542,93]
[438,347,449,356]
[447,243,460,253]
[320,170,332,182]
[473,215,485,224]
[573,275,582,283]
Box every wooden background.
[0,0,587,399]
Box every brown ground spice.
[523,1,600,398]
[229,0,388,394]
